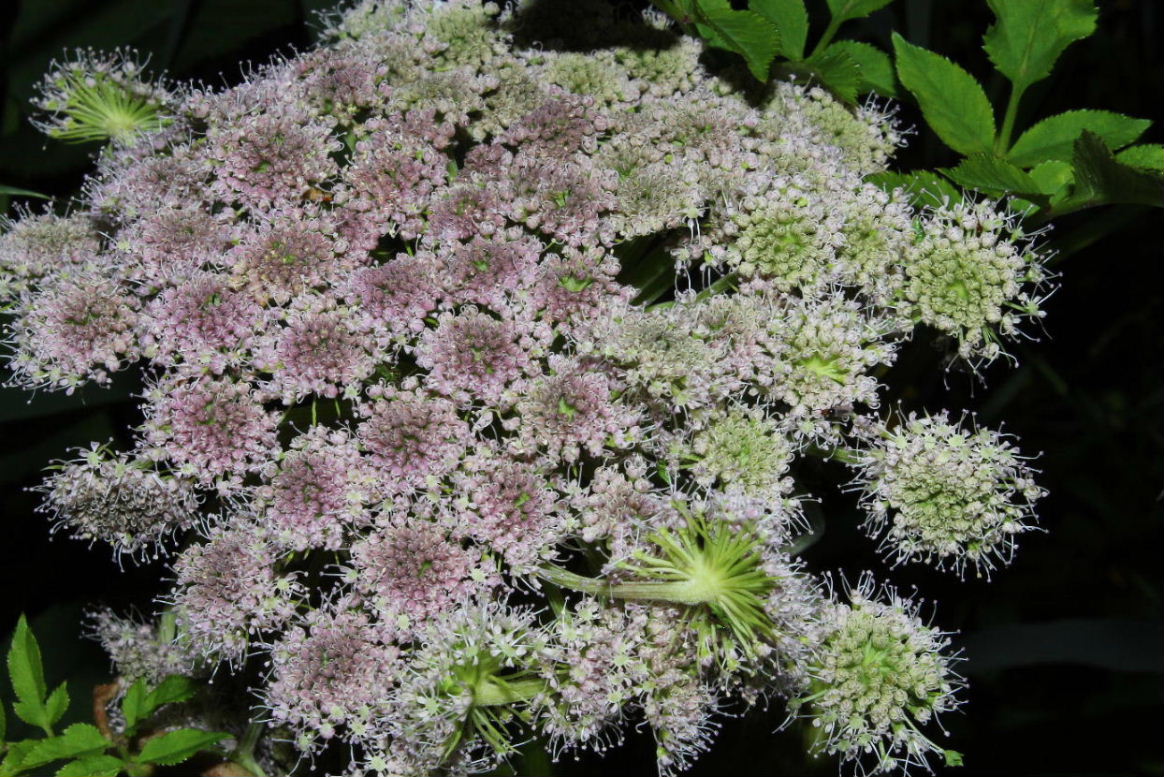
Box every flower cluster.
[849,412,1045,578]
[1,1,1052,775]
[790,576,963,775]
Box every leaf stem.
[996,85,1025,155]
[812,17,844,58]
[537,565,718,605]
[232,721,268,777]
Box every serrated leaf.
[866,170,962,208]
[19,724,111,770]
[983,0,1097,93]
[44,683,68,728]
[943,154,1047,199]
[1008,110,1151,166]
[1028,160,1074,199]
[803,46,860,102]
[752,0,808,60]
[1,698,6,742]
[56,755,125,777]
[1116,144,1164,173]
[1,739,38,776]
[7,616,47,716]
[692,0,782,81]
[826,40,896,96]
[892,33,995,155]
[135,729,230,767]
[824,0,893,25]
[144,675,197,713]
[122,678,148,733]
[1071,131,1164,208]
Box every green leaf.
[1070,131,1164,208]
[892,33,995,155]
[1,698,6,742]
[0,186,50,199]
[135,729,230,767]
[1028,160,1074,199]
[44,683,68,728]
[945,750,965,767]
[1008,110,1151,167]
[121,678,148,733]
[826,40,896,96]
[143,675,197,713]
[942,154,1047,199]
[692,0,782,81]
[866,170,962,208]
[1116,144,1164,173]
[824,0,893,25]
[752,0,808,60]
[56,755,125,777]
[983,0,1097,93]
[1,739,38,776]
[7,616,49,734]
[19,724,111,770]
[804,46,860,102]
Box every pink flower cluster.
[0,1,1049,775]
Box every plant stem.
[996,85,1025,155]
[812,17,844,58]
[537,565,716,605]
[232,721,268,777]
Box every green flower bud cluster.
[31,48,174,144]
[852,412,1044,578]
[904,201,1048,364]
[792,578,962,775]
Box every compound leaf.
[19,724,111,770]
[1009,110,1150,167]
[752,0,808,60]
[136,729,230,767]
[893,33,995,155]
[866,170,962,208]
[825,0,893,25]
[692,0,782,81]
[826,40,896,96]
[7,616,49,733]
[1116,144,1164,173]
[983,0,1097,93]
[56,755,125,777]
[1071,130,1164,208]
[44,683,68,728]
[942,155,1047,200]
[805,45,861,101]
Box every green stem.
[537,565,717,605]
[231,721,267,777]
[996,85,1025,155]
[812,17,844,58]
[805,443,861,465]
[157,609,177,644]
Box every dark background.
[1,1,1161,775]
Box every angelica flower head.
[904,200,1050,364]
[32,48,173,144]
[0,0,1058,772]
[791,575,963,775]
[851,412,1045,578]
[36,444,199,560]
